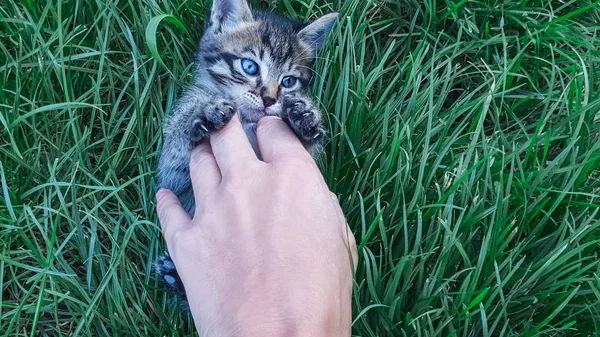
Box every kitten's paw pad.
[189,99,236,142]
[284,97,324,142]
[154,255,185,294]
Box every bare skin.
[156,114,358,337]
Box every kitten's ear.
[208,0,253,34]
[298,12,339,51]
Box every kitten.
[154,0,338,309]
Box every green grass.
[1,0,600,335]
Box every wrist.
[196,303,351,337]
[233,318,343,337]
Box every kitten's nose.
[260,85,278,107]
[262,95,276,107]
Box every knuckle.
[351,248,359,269]
[162,224,180,244]
[208,134,226,149]
[278,153,315,169]
[264,156,325,199]
[348,232,358,248]
[221,176,241,191]
[190,151,213,173]
[220,162,261,189]
[169,226,195,249]
[276,155,319,181]
[221,173,249,190]
[345,231,359,265]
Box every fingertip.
[330,191,339,202]
[257,116,305,162]
[256,116,290,139]
[156,188,173,203]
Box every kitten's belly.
[242,120,261,160]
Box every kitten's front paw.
[190,99,236,142]
[283,96,325,143]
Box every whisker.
[295,65,320,76]
[291,55,341,69]
[294,65,326,82]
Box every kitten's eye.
[281,76,297,88]
[241,58,259,75]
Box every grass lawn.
[2,0,600,336]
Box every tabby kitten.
[155,0,338,308]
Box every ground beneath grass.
[1,0,600,336]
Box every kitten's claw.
[192,118,208,132]
[189,98,237,143]
[283,95,325,144]
[217,104,234,117]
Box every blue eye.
[241,58,259,75]
[281,76,297,88]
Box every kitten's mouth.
[235,94,282,122]
[265,105,281,116]
[249,106,267,116]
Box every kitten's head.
[196,0,338,122]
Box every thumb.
[156,189,191,245]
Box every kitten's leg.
[282,94,326,154]
[157,85,236,213]
[154,254,189,311]
[155,86,235,310]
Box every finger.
[189,143,221,202]
[327,190,347,221]
[210,114,257,176]
[256,116,308,163]
[346,225,359,271]
[156,189,191,246]
[331,193,357,271]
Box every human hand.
[156,115,357,337]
